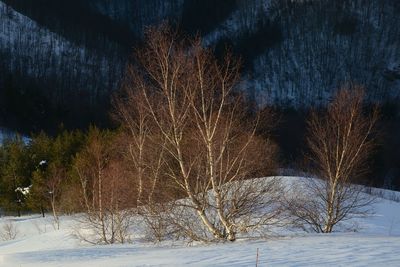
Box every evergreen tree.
[0,137,31,216]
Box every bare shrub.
[137,202,176,242]
[0,220,19,241]
[286,86,379,233]
[32,220,48,235]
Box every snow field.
[0,177,399,266]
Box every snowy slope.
[0,177,399,266]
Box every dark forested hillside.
[0,0,400,130]
[248,0,400,107]
[2,0,135,50]
[0,0,400,190]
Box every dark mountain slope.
[1,0,400,132]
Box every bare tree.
[113,80,176,243]
[286,86,379,233]
[116,24,281,242]
[74,129,134,244]
[113,84,166,208]
[0,220,19,241]
[46,164,64,230]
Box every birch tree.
[117,25,281,242]
[286,86,379,233]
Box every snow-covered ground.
[0,177,399,267]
